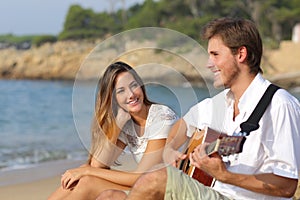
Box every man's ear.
[237,46,247,62]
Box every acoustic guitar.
[179,127,246,187]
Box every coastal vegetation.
[0,0,299,89]
[1,0,300,48]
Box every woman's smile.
[115,72,144,113]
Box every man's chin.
[213,81,226,89]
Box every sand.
[0,153,138,200]
[0,151,299,200]
[0,176,61,200]
[0,159,84,200]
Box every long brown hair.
[88,61,153,164]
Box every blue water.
[0,80,212,171]
[1,80,299,171]
[0,80,85,170]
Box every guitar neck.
[205,139,221,156]
[204,132,246,156]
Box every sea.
[0,79,299,173]
[0,79,209,172]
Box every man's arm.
[190,143,298,198]
[222,172,298,198]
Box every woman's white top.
[118,104,178,163]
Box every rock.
[0,40,299,89]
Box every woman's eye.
[131,82,139,89]
[116,89,124,94]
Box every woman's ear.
[238,46,247,62]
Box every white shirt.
[119,104,178,163]
[183,74,300,200]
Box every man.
[98,17,300,200]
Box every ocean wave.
[0,147,87,171]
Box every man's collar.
[225,73,268,108]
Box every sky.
[0,0,144,35]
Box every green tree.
[57,0,300,46]
[125,0,160,28]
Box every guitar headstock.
[206,135,246,156]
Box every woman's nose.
[127,88,134,97]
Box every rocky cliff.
[0,40,299,89]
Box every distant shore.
[0,40,299,89]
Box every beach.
[0,153,138,200]
[0,175,61,200]
[0,76,299,200]
[1,158,299,200]
[0,159,84,200]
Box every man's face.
[207,36,240,88]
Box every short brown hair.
[202,17,263,74]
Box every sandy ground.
[0,176,61,200]
[0,153,138,200]
[0,159,84,200]
[0,157,299,200]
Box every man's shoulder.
[272,88,299,105]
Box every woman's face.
[114,72,144,114]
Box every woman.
[48,61,178,200]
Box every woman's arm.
[134,138,167,172]
[61,139,127,189]
[163,118,189,166]
[62,139,166,188]
[90,139,126,168]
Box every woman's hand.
[116,107,131,129]
[163,145,187,168]
[61,166,89,190]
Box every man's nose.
[206,59,214,69]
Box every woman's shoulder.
[148,104,178,122]
[150,104,175,113]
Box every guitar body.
[179,128,218,187]
[179,127,245,187]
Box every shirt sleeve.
[147,104,178,140]
[262,90,300,179]
[183,98,212,137]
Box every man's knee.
[96,189,127,200]
[134,167,167,190]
